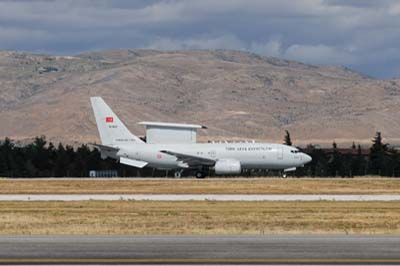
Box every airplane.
[90,97,312,178]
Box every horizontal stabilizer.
[120,157,148,168]
[89,143,119,159]
[89,143,119,152]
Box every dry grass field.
[0,177,399,195]
[0,200,399,234]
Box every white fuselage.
[114,142,311,170]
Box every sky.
[0,0,399,78]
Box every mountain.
[1,49,399,147]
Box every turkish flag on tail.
[106,117,113,123]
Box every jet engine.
[214,159,241,174]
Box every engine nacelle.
[214,159,241,175]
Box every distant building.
[322,148,370,156]
[302,147,370,156]
[390,145,400,151]
[89,170,118,177]
[38,66,58,74]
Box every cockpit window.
[290,150,300,153]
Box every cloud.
[250,40,282,57]
[147,34,246,51]
[284,44,356,65]
[0,27,47,42]
[0,0,400,77]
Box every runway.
[1,194,400,201]
[1,235,400,265]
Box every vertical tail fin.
[90,97,144,145]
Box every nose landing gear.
[282,167,296,178]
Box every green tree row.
[0,136,121,177]
[284,131,400,177]
[0,132,399,177]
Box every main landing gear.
[195,171,206,179]
[174,169,207,179]
[174,170,182,178]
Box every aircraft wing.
[160,150,215,167]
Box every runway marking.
[1,194,400,201]
[1,258,400,264]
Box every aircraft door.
[277,147,283,160]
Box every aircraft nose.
[303,153,312,164]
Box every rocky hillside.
[1,49,399,147]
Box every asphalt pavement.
[0,235,399,265]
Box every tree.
[391,151,400,177]
[301,144,328,177]
[284,130,292,146]
[351,141,356,150]
[30,136,51,176]
[54,143,69,177]
[65,145,76,176]
[351,144,366,176]
[328,141,344,176]
[0,138,15,176]
[369,132,389,175]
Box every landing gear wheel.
[174,171,182,178]
[195,171,206,179]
